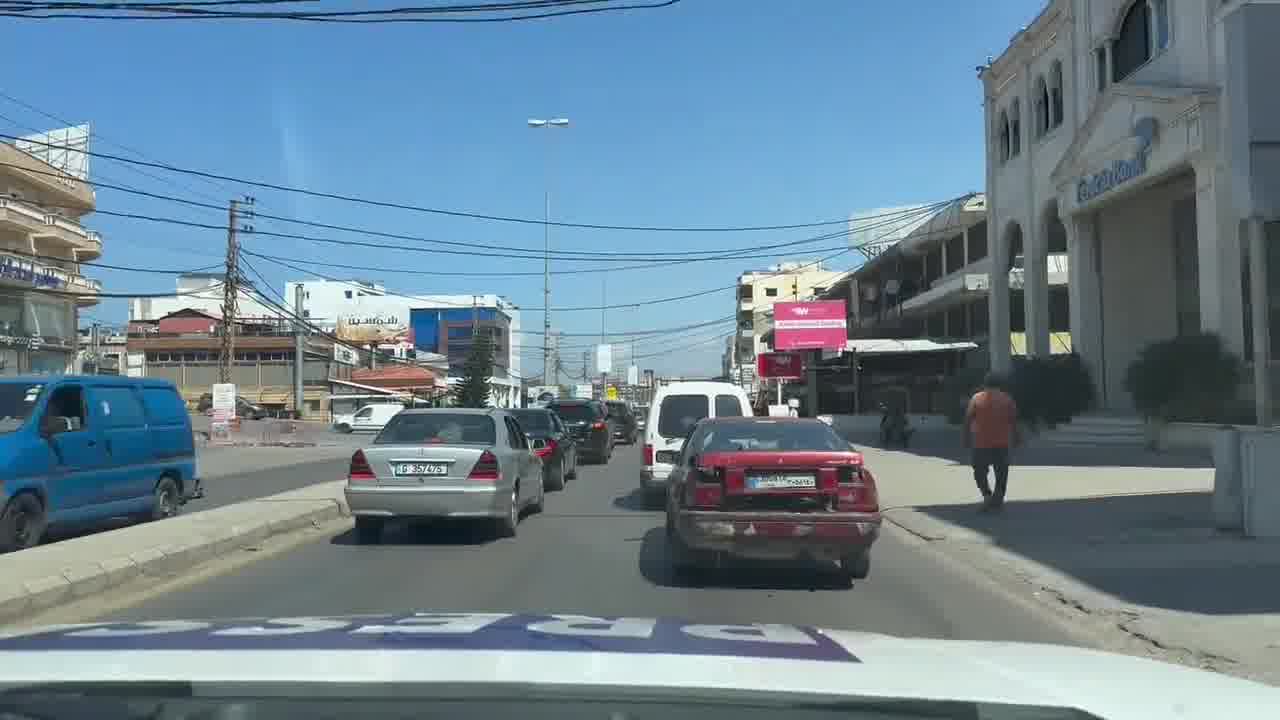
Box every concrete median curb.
[0,480,349,624]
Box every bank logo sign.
[1076,117,1158,204]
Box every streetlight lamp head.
[527,119,546,127]
[549,118,570,127]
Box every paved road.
[95,448,1084,647]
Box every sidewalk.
[848,429,1280,686]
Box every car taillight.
[591,421,606,430]
[535,438,557,459]
[468,450,501,482]
[837,465,879,512]
[348,450,374,483]
[642,443,654,465]
[690,467,723,508]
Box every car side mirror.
[687,453,698,468]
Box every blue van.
[0,375,201,552]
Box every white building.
[129,273,282,322]
[981,0,1280,418]
[284,279,524,408]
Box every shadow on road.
[613,489,662,513]
[637,528,855,591]
[915,492,1280,615]
[330,519,499,547]
[840,429,1212,470]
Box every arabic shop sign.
[0,257,63,289]
[1076,117,1158,205]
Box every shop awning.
[845,338,978,356]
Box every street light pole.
[528,117,569,387]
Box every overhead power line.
[1,131,856,233]
[3,160,954,259]
[0,0,682,23]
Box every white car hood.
[0,613,1273,717]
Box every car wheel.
[495,485,519,538]
[840,550,871,581]
[355,517,384,544]
[0,492,46,553]
[151,476,182,521]
[530,481,545,514]
[545,458,566,492]
[666,509,703,582]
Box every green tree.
[451,331,494,408]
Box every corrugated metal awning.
[845,338,978,356]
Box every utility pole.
[600,275,607,398]
[293,283,305,418]
[219,198,250,384]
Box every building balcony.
[0,198,103,260]
[0,250,102,307]
[739,299,754,312]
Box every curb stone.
[0,482,347,625]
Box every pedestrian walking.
[963,373,1020,510]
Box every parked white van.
[333,403,404,433]
[640,381,752,501]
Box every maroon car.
[664,417,881,582]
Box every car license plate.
[747,473,816,490]
[393,462,449,477]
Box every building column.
[1067,214,1105,402]
[988,222,1012,374]
[1247,216,1273,426]
[1024,218,1051,357]
[1193,157,1246,357]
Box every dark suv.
[605,401,638,445]
[547,399,614,464]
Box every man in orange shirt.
[964,373,1020,510]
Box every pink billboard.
[773,300,848,351]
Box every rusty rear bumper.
[675,509,880,562]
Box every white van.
[334,403,404,433]
[640,381,752,499]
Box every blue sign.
[0,257,62,289]
[1076,117,1158,204]
[0,614,859,663]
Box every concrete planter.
[1155,420,1237,453]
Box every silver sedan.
[343,408,545,543]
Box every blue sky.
[0,1,1041,377]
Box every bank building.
[981,0,1280,420]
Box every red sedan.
[664,417,881,582]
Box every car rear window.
[549,403,598,423]
[511,410,553,432]
[375,413,496,445]
[699,420,850,453]
[714,394,744,418]
[657,394,710,438]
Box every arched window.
[1113,0,1171,82]
[998,110,1011,163]
[1049,60,1064,128]
[1034,76,1050,138]
[1009,99,1022,157]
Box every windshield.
[0,382,44,434]
[549,404,598,423]
[8,3,1237,704]
[657,394,709,438]
[699,420,851,452]
[375,413,496,445]
[510,410,553,432]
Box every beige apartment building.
[0,137,101,375]
[732,261,844,388]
